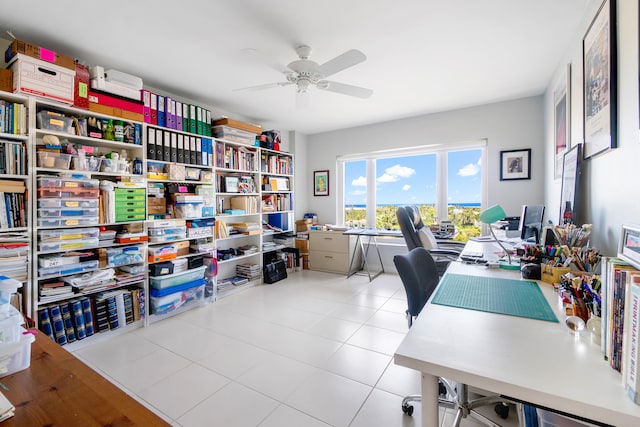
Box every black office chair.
[394,248,512,426]
[396,205,464,276]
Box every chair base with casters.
[394,248,521,427]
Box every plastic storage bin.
[150,266,206,289]
[38,198,99,209]
[37,151,72,169]
[38,260,99,278]
[0,276,22,307]
[536,409,597,427]
[37,216,99,227]
[0,329,35,378]
[150,280,205,315]
[38,237,99,252]
[0,305,25,343]
[148,245,177,263]
[39,227,100,242]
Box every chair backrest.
[393,247,440,317]
[396,206,438,250]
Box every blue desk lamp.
[479,204,520,270]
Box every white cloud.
[352,176,367,186]
[377,164,415,183]
[402,184,411,191]
[458,157,482,177]
[351,190,367,196]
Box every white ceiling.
[0,0,590,135]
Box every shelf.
[262,245,285,253]
[35,98,144,124]
[147,297,207,325]
[217,192,260,196]
[37,259,145,281]
[35,128,144,151]
[0,90,29,103]
[35,167,141,179]
[36,239,145,255]
[0,227,28,233]
[215,278,260,300]
[147,178,212,184]
[37,278,146,306]
[216,167,259,174]
[217,252,261,265]
[0,132,28,141]
[146,159,213,170]
[63,319,144,352]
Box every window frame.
[337,140,487,228]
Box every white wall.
[544,0,640,256]
[302,96,545,225]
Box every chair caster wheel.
[494,403,509,419]
[402,404,414,416]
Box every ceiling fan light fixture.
[296,79,311,93]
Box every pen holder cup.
[541,265,571,284]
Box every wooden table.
[0,331,169,426]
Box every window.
[340,141,485,241]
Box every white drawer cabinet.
[309,230,360,274]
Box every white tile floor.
[73,270,520,427]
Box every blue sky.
[345,149,482,206]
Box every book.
[122,291,134,324]
[69,299,86,340]
[60,302,77,343]
[38,307,54,341]
[80,296,95,337]
[625,275,640,404]
[48,304,67,346]
[94,298,110,333]
[131,288,141,321]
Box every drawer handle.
[323,238,333,240]
[324,256,333,259]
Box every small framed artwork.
[559,144,582,225]
[313,170,329,196]
[225,176,239,193]
[554,64,571,179]
[583,0,617,159]
[499,149,531,181]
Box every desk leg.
[347,234,363,278]
[422,373,439,427]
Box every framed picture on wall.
[559,144,582,225]
[554,64,571,179]
[313,170,329,196]
[499,149,531,181]
[583,0,617,159]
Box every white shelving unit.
[0,90,30,314]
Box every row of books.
[142,90,213,137]
[0,141,27,175]
[601,257,640,404]
[261,152,292,175]
[216,143,257,171]
[147,127,213,166]
[38,288,145,346]
[0,181,27,229]
[0,101,27,135]
[261,194,292,212]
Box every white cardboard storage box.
[10,53,74,104]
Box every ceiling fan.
[235,45,373,102]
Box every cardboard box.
[175,240,190,256]
[212,117,262,134]
[296,219,312,233]
[295,238,309,254]
[88,103,144,122]
[74,63,90,109]
[10,54,74,104]
[5,39,75,70]
[147,196,166,214]
[0,69,12,92]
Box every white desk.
[394,240,640,427]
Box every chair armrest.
[428,249,462,258]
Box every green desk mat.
[432,273,558,322]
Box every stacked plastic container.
[0,276,34,377]
[149,266,206,315]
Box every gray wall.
[544,0,639,256]
[302,96,545,225]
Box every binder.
[205,109,212,136]
[201,138,209,166]
[196,106,203,135]
[190,136,197,164]
[142,90,151,123]
[150,92,158,125]
[147,127,156,160]
[170,132,178,162]
[155,127,164,160]
[165,96,173,129]
[175,101,183,130]
[169,98,176,130]
[163,130,171,161]
[182,103,189,132]
[157,95,166,127]
[38,307,55,341]
[177,133,185,164]
[189,104,197,134]
[204,138,213,166]
[49,304,67,345]
[196,137,202,165]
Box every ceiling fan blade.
[316,81,373,99]
[241,48,291,75]
[318,49,366,78]
[233,81,293,92]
